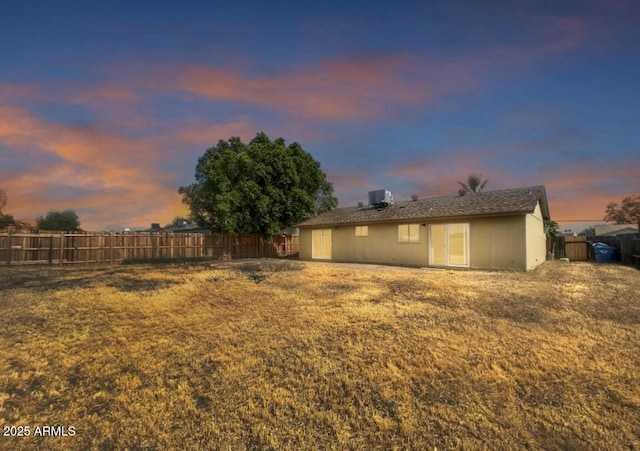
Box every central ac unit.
[368,189,394,206]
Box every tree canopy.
[578,226,596,237]
[0,189,15,228]
[457,174,489,195]
[179,133,337,236]
[544,219,559,237]
[604,195,640,224]
[36,210,81,231]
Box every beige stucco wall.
[299,227,313,260]
[467,216,526,270]
[333,222,429,266]
[525,202,547,270]
[299,223,428,265]
[300,206,547,270]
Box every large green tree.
[36,210,81,231]
[179,133,337,236]
[0,189,15,228]
[604,194,640,224]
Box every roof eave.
[536,186,551,220]
[297,210,536,228]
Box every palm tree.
[458,174,489,195]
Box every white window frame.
[398,224,420,243]
[429,223,470,267]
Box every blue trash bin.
[593,243,617,263]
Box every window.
[398,224,420,242]
[355,225,369,237]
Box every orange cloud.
[536,158,639,221]
[0,107,183,230]
[0,105,278,230]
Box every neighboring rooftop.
[297,186,549,227]
[147,221,209,233]
[594,223,639,236]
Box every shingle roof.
[297,185,549,227]
[148,223,209,233]
[594,224,638,236]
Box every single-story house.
[594,223,639,236]
[147,221,209,233]
[296,185,551,271]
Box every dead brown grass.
[0,260,638,450]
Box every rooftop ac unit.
[368,189,394,207]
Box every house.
[296,185,550,271]
[147,221,210,233]
[594,223,639,236]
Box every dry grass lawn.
[0,259,639,450]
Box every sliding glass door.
[429,223,469,267]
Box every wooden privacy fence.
[562,236,589,261]
[0,231,299,266]
[553,234,640,266]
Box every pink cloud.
[386,148,639,223]
[172,117,256,146]
[178,54,484,121]
[326,169,380,195]
[172,15,592,123]
[0,83,44,103]
[66,81,141,104]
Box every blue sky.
[1,0,638,231]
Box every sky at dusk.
[1,0,638,232]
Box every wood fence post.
[48,235,54,264]
[6,230,11,266]
[70,234,75,263]
[110,232,115,264]
[59,232,65,265]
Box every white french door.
[429,223,469,267]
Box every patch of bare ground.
[0,259,638,449]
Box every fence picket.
[0,231,299,266]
